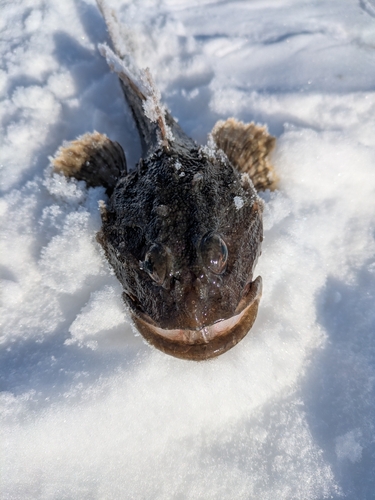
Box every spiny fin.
[52,131,126,192]
[96,0,132,60]
[212,118,277,191]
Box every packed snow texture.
[1,0,375,498]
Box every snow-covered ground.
[1,0,375,498]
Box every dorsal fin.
[96,0,196,156]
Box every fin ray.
[52,131,126,192]
[212,118,277,191]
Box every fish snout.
[180,272,226,329]
[184,287,210,329]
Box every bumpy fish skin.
[98,143,262,329]
[53,0,276,360]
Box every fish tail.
[96,0,171,153]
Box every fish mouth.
[131,276,262,361]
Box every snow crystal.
[39,210,103,294]
[335,429,363,463]
[99,42,142,92]
[67,285,129,348]
[233,195,244,210]
[141,68,174,144]
[200,133,218,160]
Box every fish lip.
[131,276,262,361]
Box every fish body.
[53,1,277,360]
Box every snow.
[336,429,363,464]
[1,0,375,498]
[234,195,244,210]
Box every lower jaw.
[131,276,262,361]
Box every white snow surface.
[1,0,375,498]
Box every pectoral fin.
[212,118,277,191]
[52,131,126,192]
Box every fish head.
[98,146,263,360]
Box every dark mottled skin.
[98,144,262,331]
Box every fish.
[52,0,277,361]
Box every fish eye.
[200,233,228,275]
[142,244,168,285]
